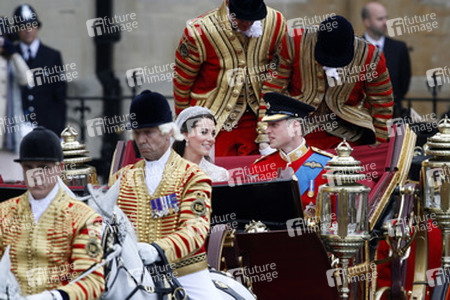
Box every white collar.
[323,66,340,80]
[227,7,263,38]
[364,33,385,50]
[144,147,171,195]
[20,38,40,60]
[28,182,59,222]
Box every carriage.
[1,119,448,300]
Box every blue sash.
[294,153,330,195]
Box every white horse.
[0,246,23,300]
[70,177,165,300]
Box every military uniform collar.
[279,140,309,163]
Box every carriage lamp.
[317,139,371,299]
[422,116,450,269]
[61,125,98,186]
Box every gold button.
[230,35,236,41]
[317,72,324,79]
[317,86,325,93]
[232,90,240,97]
[236,49,243,54]
[314,97,320,103]
[226,104,233,111]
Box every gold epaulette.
[311,146,335,158]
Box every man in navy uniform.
[13,4,66,135]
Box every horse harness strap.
[173,253,207,270]
[150,243,191,300]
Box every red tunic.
[251,143,332,209]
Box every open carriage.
[0,121,448,300]
[103,121,440,300]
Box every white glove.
[259,144,277,156]
[26,290,62,300]
[137,243,161,265]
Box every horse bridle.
[102,217,188,300]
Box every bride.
[174,107,229,182]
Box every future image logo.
[126,64,176,88]
[326,264,377,287]
[426,66,449,88]
[427,268,450,287]
[26,63,78,87]
[186,14,237,38]
[386,13,438,37]
[86,113,137,137]
[287,13,337,37]
[86,13,138,37]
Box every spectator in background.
[362,1,411,118]
[174,106,229,182]
[13,4,67,136]
[0,26,30,181]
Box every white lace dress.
[198,157,229,182]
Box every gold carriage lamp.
[317,139,371,299]
[60,125,98,186]
[422,116,450,211]
[422,116,450,269]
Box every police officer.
[13,4,67,135]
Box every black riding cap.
[129,90,173,129]
[15,126,63,162]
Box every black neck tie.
[27,47,33,65]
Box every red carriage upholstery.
[215,155,260,171]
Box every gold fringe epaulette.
[252,150,279,165]
[311,146,335,158]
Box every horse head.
[81,175,156,300]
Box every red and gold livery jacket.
[251,143,333,208]
[109,150,212,277]
[0,189,104,299]
[262,27,393,143]
[174,2,286,137]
